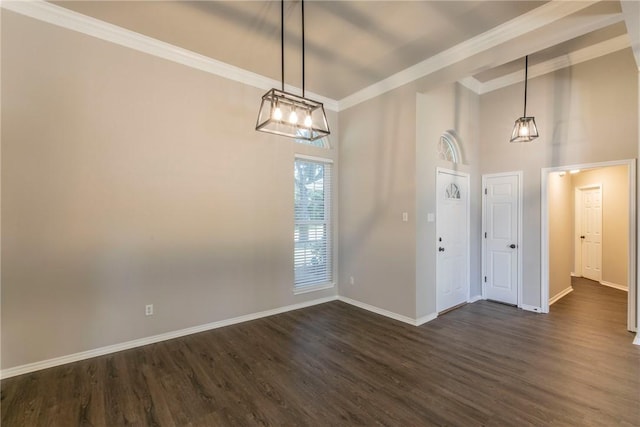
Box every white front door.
[436,169,469,313]
[579,186,602,281]
[483,173,521,305]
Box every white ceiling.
[45,1,637,105]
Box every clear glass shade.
[256,89,330,141]
[510,116,539,143]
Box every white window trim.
[292,282,335,295]
[295,154,334,164]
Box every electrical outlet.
[349,276,355,285]
[145,304,153,316]
[402,212,408,222]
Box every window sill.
[293,282,335,295]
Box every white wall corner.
[549,286,574,305]
[521,304,544,313]
[458,77,482,94]
[468,295,484,303]
[415,312,438,326]
[337,296,418,326]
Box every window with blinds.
[294,157,332,289]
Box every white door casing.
[576,185,602,282]
[436,168,470,313]
[482,172,522,306]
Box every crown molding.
[1,0,628,112]
[338,1,600,110]
[0,0,341,112]
[476,35,630,94]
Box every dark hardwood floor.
[2,278,639,426]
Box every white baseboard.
[521,304,543,313]
[600,281,628,292]
[571,272,580,277]
[468,295,483,303]
[338,296,437,327]
[0,295,339,380]
[633,334,640,346]
[415,312,438,326]
[549,286,574,305]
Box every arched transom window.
[437,131,461,164]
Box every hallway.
[551,276,629,334]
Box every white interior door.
[579,186,602,281]
[436,169,469,313]
[483,173,521,305]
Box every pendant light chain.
[280,0,284,91]
[523,55,528,117]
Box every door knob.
[509,244,517,249]
[438,247,445,252]
[580,235,585,239]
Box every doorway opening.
[541,160,636,333]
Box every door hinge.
[484,276,487,283]
[484,232,487,238]
[484,188,487,195]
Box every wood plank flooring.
[2,277,639,426]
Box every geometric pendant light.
[510,55,539,143]
[256,0,330,141]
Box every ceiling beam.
[339,1,607,110]
[465,35,630,94]
[3,0,627,112]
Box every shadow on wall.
[185,1,388,85]
[549,65,573,168]
[341,93,407,256]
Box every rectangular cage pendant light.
[510,55,539,143]
[256,89,330,141]
[256,0,330,142]
[510,116,539,143]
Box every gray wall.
[416,84,480,319]
[479,49,638,308]
[1,12,338,369]
[338,78,481,321]
[338,85,418,318]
